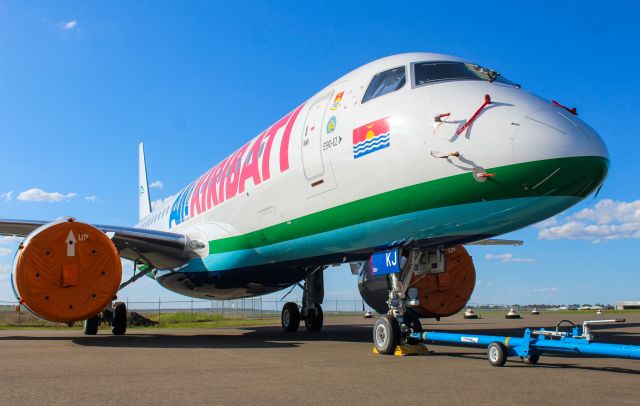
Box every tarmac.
[0,312,638,405]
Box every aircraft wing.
[0,219,195,270]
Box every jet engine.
[358,245,475,318]
[12,219,122,323]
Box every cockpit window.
[362,66,406,103]
[413,61,518,87]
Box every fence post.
[158,297,161,326]
[191,298,194,322]
[336,299,338,315]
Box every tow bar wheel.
[487,342,507,367]
[373,314,400,355]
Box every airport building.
[615,301,640,310]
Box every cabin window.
[362,66,406,103]
[413,61,518,87]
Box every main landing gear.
[281,267,325,333]
[82,301,128,336]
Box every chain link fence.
[0,298,372,327]
[2,299,616,327]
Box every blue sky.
[0,1,638,306]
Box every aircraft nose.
[513,108,609,196]
[514,108,609,161]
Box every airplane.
[0,52,608,353]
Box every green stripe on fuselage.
[210,156,608,254]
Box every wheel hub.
[489,346,499,362]
[375,324,388,347]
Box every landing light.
[188,240,206,250]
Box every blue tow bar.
[407,318,640,366]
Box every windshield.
[362,66,406,103]
[413,61,518,87]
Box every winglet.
[138,143,151,221]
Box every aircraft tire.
[304,304,323,332]
[281,302,300,332]
[487,342,507,367]
[111,302,127,335]
[83,316,99,335]
[373,314,400,355]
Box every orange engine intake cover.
[13,220,122,323]
[410,245,476,318]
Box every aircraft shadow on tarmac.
[0,324,374,350]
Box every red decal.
[239,132,265,193]
[225,143,250,200]
[279,103,305,172]
[353,117,390,145]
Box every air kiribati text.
[169,104,305,227]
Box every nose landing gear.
[372,249,432,354]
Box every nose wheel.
[373,314,400,354]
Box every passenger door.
[300,90,340,198]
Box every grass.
[134,311,278,329]
[0,307,277,330]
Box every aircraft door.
[301,92,332,180]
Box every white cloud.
[85,195,99,203]
[0,236,21,245]
[485,253,536,263]
[61,20,78,30]
[151,196,172,210]
[538,199,640,242]
[0,248,12,257]
[0,262,10,278]
[533,216,557,229]
[17,188,76,202]
[149,181,164,190]
[0,191,12,202]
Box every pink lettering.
[279,103,305,172]
[261,112,293,181]
[224,144,250,201]
[239,132,265,193]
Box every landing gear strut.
[280,267,325,333]
[373,248,438,354]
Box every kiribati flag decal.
[352,117,390,159]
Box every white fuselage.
[135,53,608,299]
